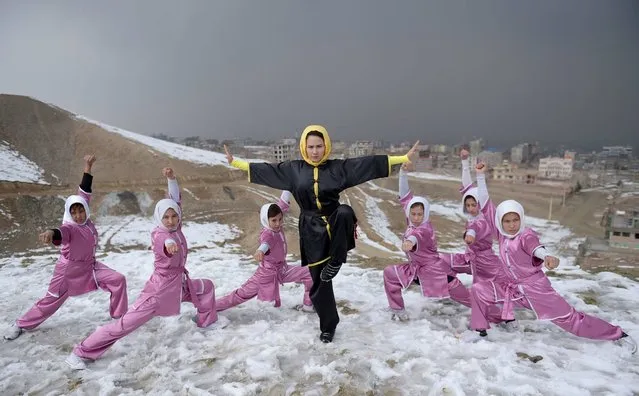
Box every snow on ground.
[244,186,280,202]
[353,186,402,250]
[1,213,638,395]
[96,192,154,218]
[365,180,398,196]
[341,192,401,255]
[0,141,49,184]
[75,115,263,167]
[183,188,201,201]
[581,184,623,192]
[410,172,461,183]
[367,180,466,222]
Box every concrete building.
[538,157,574,180]
[606,210,639,250]
[599,146,633,170]
[564,150,577,161]
[602,146,633,157]
[270,138,298,162]
[431,144,450,154]
[330,140,347,159]
[477,150,504,168]
[413,156,433,171]
[348,141,375,157]
[511,143,532,164]
[491,161,537,184]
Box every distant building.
[602,146,633,157]
[538,157,573,180]
[431,144,450,154]
[330,140,347,159]
[243,145,271,160]
[270,138,298,162]
[389,143,411,153]
[414,156,433,171]
[511,143,532,164]
[491,161,537,184]
[564,150,577,161]
[232,138,256,146]
[372,140,387,149]
[477,150,503,168]
[348,141,374,157]
[599,146,633,170]
[606,210,639,250]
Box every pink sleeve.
[521,229,544,266]
[399,191,415,213]
[54,224,73,246]
[77,187,91,204]
[151,231,173,261]
[276,199,290,215]
[259,229,275,246]
[153,239,166,257]
[406,225,434,251]
[276,190,292,215]
[473,219,494,241]
[466,221,480,236]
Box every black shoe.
[319,331,334,343]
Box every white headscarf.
[404,195,430,226]
[495,199,525,238]
[62,195,90,225]
[260,203,281,231]
[153,198,182,231]
[461,187,480,215]
[462,187,483,219]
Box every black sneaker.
[319,331,334,343]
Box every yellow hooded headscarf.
[299,124,332,166]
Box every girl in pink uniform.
[383,164,470,321]
[449,149,505,284]
[4,155,127,341]
[216,191,314,312]
[66,168,227,370]
[466,163,636,354]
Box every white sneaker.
[4,324,23,341]
[201,315,230,331]
[391,309,409,322]
[616,333,637,355]
[296,304,315,313]
[65,353,87,370]
[460,330,488,343]
[498,320,519,333]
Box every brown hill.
[0,94,235,187]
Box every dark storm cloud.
[1,0,637,149]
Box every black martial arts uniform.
[249,155,390,340]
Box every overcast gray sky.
[1,0,638,150]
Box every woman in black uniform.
[225,125,418,342]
